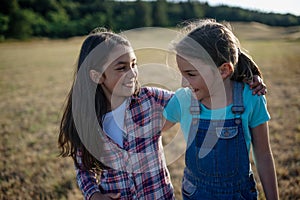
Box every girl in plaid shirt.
[58,28,175,200]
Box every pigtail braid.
[231,50,262,82]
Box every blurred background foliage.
[1,0,300,40]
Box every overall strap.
[231,81,244,124]
[188,93,200,147]
[190,93,200,119]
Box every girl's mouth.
[124,82,134,87]
[191,88,199,93]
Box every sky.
[199,0,300,16]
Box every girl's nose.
[181,76,189,87]
[127,67,138,79]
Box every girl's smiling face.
[176,55,217,101]
[99,46,138,104]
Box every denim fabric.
[182,116,258,199]
[182,173,258,200]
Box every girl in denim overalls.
[163,19,279,199]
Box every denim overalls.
[182,82,258,200]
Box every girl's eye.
[116,63,137,71]
[187,73,196,77]
[116,66,126,71]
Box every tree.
[153,0,168,27]
[0,0,299,40]
[0,0,18,15]
[182,1,205,20]
[0,14,9,40]
[8,9,33,39]
[134,0,152,27]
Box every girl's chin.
[191,90,201,99]
[122,88,135,96]
[195,93,207,101]
[112,87,135,98]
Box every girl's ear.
[219,63,234,79]
[89,70,104,84]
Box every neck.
[102,86,127,111]
[107,95,127,111]
[201,79,233,109]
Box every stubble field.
[0,22,299,199]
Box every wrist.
[89,192,102,200]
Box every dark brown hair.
[58,28,135,171]
[175,19,262,81]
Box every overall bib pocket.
[196,126,239,177]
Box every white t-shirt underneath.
[102,100,127,148]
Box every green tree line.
[1,0,299,40]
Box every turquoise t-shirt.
[163,83,271,154]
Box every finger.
[252,84,263,95]
[260,83,267,95]
[261,87,267,95]
[253,75,261,83]
[251,80,259,88]
[251,76,261,88]
[107,193,121,199]
[254,84,268,95]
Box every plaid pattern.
[76,87,175,200]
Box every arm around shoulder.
[162,119,176,132]
[251,122,279,200]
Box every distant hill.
[1,0,300,40]
[231,22,300,41]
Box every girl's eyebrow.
[114,61,128,65]
[114,58,136,66]
[183,69,197,73]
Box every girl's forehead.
[106,46,136,65]
[108,45,135,60]
[176,54,217,73]
[176,54,205,67]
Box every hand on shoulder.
[90,192,121,200]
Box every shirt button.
[235,118,241,124]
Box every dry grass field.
[0,22,299,199]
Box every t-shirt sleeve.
[249,95,271,128]
[163,93,181,123]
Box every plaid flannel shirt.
[76,87,175,200]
